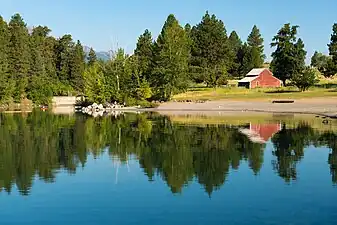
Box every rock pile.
[78,102,125,117]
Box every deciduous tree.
[311,51,331,76]
[291,67,318,92]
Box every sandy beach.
[155,97,337,116]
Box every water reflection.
[0,111,337,196]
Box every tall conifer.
[153,14,190,100]
[0,16,13,103]
[8,13,30,101]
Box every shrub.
[291,67,319,92]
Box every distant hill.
[96,51,110,61]
[83,46,110,61]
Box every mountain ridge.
[83,46,110,61]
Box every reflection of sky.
[1,144,337,225]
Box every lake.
[1,111,337,225]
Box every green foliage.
[134,29,154,81]
[311,51,332,77]
[87,47,97,66]
[325,58,337,77]
[84,62,106,103]
[110,48,130,101]
[2,112,337,195]
[228,31,243,77]
[26,75,53,104]
[327,23,337,76]
[70,40,85,93]
[190,12,232,86]
[7,14,30,102]
[328,23,337,66]
[0,16,13,104]
[55,34,73,86]
[241,43,254,76]
[26,26,53,104]
[247,25,265,69]
[270,24,306,85]
[291,67,318,92]
[153,14,190,100]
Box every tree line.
[1,12,337,105]
[0,14,87,104]
[1,112,337,196]
[80,12,267,103]
[0,12,265,105]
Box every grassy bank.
[173,80,337,101]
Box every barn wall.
[250,70,281,88]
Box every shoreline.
[151,98,337,118]
[1,98,337,118]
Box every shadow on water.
[0,111,337,196]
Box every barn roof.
[246,68,267,76]
[238,76,258,83]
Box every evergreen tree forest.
[1,12,337,105]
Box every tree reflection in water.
[0,111,336,196]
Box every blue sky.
[1,0,337,61]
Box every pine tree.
[247,25,265,68]
[55,34,74,87]
[0,16,13,103]
[153,14,190,100]
[8,13,30,102]
[294,38,306,72]
[190,11,231,87]
[241,43,253,75]
[43,36,58,92]
[27,26,53,104]
[70,40,85,93]
[87,47,97,66]
[270,24,305,85]
[328,23,337,74]
[134,29,154,81]
[228,31,243,77]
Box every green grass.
[173,82,337,101]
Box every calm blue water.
[1,112,337,224]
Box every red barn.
[238,68,282,89]
[239,123,282,143]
